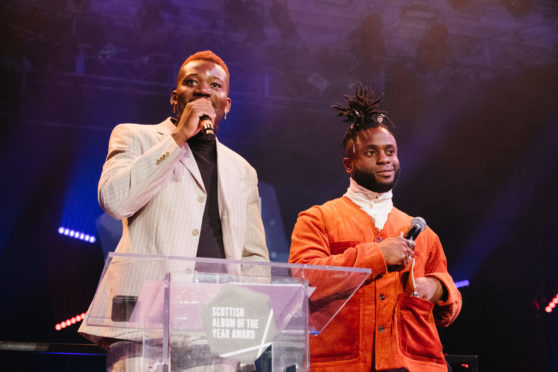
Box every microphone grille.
[411,217,426,232]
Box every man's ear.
[343,157,353,176]
[225,97,231,115]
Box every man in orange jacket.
[289,83,462,372]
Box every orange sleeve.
[423,231,463,326]
[289,206,388,280]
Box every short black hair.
[332,83,395,152]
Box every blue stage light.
[58,226,96,244]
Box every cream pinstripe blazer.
[79,118,268,343]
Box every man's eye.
[366,150,375,156]
[185,79,197,86]
[211,82,222,88]
[386,150,394,155]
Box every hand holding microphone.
[403,217,426,264]
[378,216,426,267]
[378,233,416,267]
[171,98,216,146]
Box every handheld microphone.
[405,217,426,241]
[200,115,215,136]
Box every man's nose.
[377,152,389,164]
[194,82,211,96]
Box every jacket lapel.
[156,118,205,192]
[179,149,205,193]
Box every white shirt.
[343,177,393,230]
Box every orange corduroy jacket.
[289,196,462,372]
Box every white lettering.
[231,329,256,339]
[211,306,245,317]
[246,319,259,329]
[213,317,237,328]
[212,328,230,339]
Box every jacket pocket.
[395,294,445,363]
[310,293,361,361]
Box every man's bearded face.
[344,127,401,193]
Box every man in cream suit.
[79,50,269,371]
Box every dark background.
[1,0,557,371]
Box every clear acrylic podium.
[86,253,371,371]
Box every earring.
[172,103,176,114]
[224,111,228,120]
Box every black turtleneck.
[187,131,225,259]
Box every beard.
[352,165,400,193]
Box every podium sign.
[86,253,370,371]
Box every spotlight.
[417,22,449,71]
[501,0,532,17]
[446,0,473,9]
[270,0,298,40]
[307,72,330,93]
